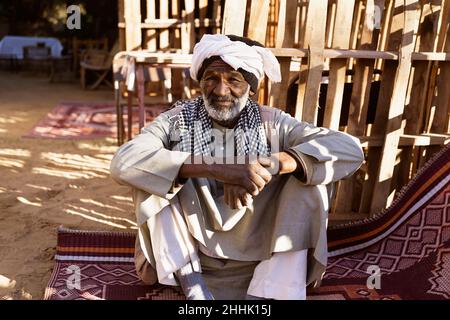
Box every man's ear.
[249,90,255,96]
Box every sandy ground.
[0,70,137,300]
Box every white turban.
[190,34,282,83]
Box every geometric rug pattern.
[308,143,450,300]
[44,228,185,300]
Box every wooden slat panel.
[295,0,328,124]
[145,0,157,50]
[222,0,248,36]
[184,0,196,50]
[159,0,170,49]
[212,0,222,34]
[334,0,382,215]
[370,0,421,214]
[422,0,450,167]
[397,2,438,191]
[358,133,450,147]
[359,0,401,214]
[268,0,297,111]
[171,0,181,49]
[198,0,209,37]
[323,0,356,130]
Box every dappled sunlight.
[79,198,126,212]
[64,207,137,230]
[0,149,31,157]
[31,150,112,180]
[0,186,6,193]
[0,275,32,300]
[0,157,25,169]
[76,142,118,154]
[0,274,16,289]
[32,167,106,179]
[40,152,110,174]
[0,148,31,170]
[16,196,42,207]
[24,184,51,191]
[67,203,136,227]
[110,195,133,203]
[0,116,25,125]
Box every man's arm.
[110,113,191,199]
[272,109,364,185]
[179,155,272,196]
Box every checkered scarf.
[170,96,270,156]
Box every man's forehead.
[203,59,238,74]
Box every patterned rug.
[23,101,169,139]
[307,144,450,300]
[44,227,185,300]
[44,144,450,300]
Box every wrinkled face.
[200,59,250,124]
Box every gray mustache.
[210,96,235,103]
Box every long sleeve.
[110,112,191,199]
[274,109,364,185]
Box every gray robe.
[110,104,364,296]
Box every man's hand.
[210,157,272,196]
[223,183,253,209]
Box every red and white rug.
[23,101,169,140]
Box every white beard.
[203,86,250,123]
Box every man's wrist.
[278,151,304,177]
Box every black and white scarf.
[169,96,270,157]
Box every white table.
[0,36,63,59]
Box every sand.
[0,70,137,300]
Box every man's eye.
[229,78,241,82]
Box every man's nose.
[213,79,230,97]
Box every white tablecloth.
[0,36,63,59]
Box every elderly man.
[110,34,364,300]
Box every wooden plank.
[199,0,209,37]
[184,0,196,49]
[323,0,356,130]
[358,133,450,147]
[268,0,297,111]
[127,18,223,29]
[295,0,328,124]
[212,0,222,34]
[159,0,170,50]
[325,1,337,49]
[145,0,157,50]
[268,47,450,60]
[124,0,142,51]
[118,0,126,51]
[171,0,181,49]
[370,0,421,214]
[297,0,308,48]
[222,0,248,36]
[247,0,271,44]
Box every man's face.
[200,59,250,124]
